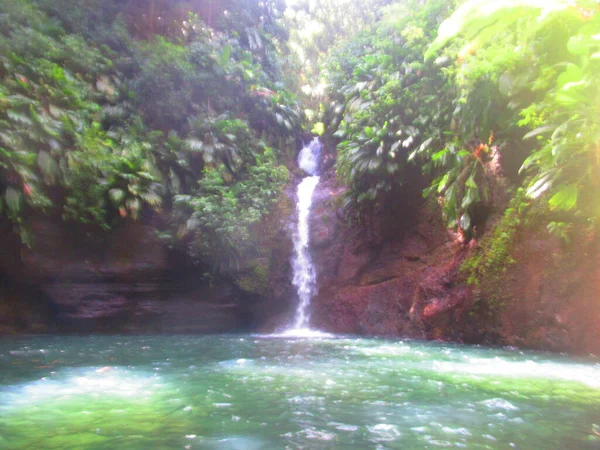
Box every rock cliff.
[0,218,255,334]
[305,167,600,355]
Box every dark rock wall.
[0,219,253,334]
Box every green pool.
[1,335,599,449]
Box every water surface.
[1,335,599,449]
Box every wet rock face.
[0,219,250,334]
[488,228,600,354]
[308,168,468,339]
[306,168,600,355]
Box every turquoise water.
[0,335,599,449]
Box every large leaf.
[109,188,126,206]
[460,212,471,231]
[548,184,578,211]
[126,198,141,219]
[185,139,204,152]
[527,175,552,199]
[5,187,23,213]
[523,126,554,140]
[461,187,480,209]
[37,151,59,183]
[7,109,32,125]
[556,64,583,90]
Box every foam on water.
[298,137,320,176]
[269,328,333,338]
[1,367,162,409]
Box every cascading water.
[282,137,328,336]
[291,139,320,329]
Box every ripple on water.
[297,427,338,441]
[441,426,472,436]
[423,436,454,447]
[368,424,402,442]
[327,422,359,432]
[1,335,599,450]
[218,358,254,368]
[480,398,519,411]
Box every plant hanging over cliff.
[425,0,600,232]
[322,0,599,242]
[0,0,301,273]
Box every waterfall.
[284,138,328,336]
[291,176,319,328]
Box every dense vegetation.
[1,0,598,282]
[320,0,599,268]
[283,0,392,115]
[0,0,301,271]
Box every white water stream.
[283,138,329,336]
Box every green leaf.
[37,151,58,183]
[7,109,32,125]
[461,187,480,209]
[332,129,346,139]
[311,122,325,136]
[109,188,126,205]
[465,175,477,189]
[555,89,587,106]
[523,126,554,140]
[432,149,448,161]
[567,35,588,56]
[141,190,161,207]
[169,169,181,193]
[126,198,141,219]
[219,44,232,67]
[186,139,204,152]
[418,138,434,153]
[437,173,450,193]
[527,175,552,199]
[5,187,22,213]
[460,212,471,231]
[549,185,578,211]
[556,64,583,90]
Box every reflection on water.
[0,335,599,449]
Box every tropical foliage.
[2,0,598,279]
[0,0,302,269]
[426,0,600,234]
[283,0,392,114]
[322,0,599,245]
[324,0,457,211]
